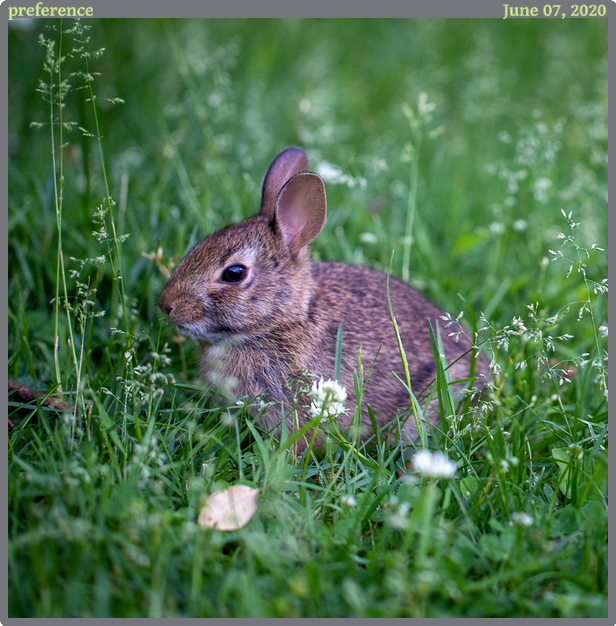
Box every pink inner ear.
[278,200,307,246]
[275,173,327,255]
[276,179,311,246]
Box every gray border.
[2,5,8,626]
[4,0,615,19]
[608,11,614,626]
[3,1,613,624]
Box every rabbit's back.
[306,261,486,439]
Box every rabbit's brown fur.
[159,147,488,449]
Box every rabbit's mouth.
[172,320,240,345]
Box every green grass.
[7,18,608,618]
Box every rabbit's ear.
[274,173,327,257]
[260,147,309,221]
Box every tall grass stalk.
[44,26,79,396]
[75,21,131,343]
[401,92,437,282]
[557,209,608,399]
[401,134,420,284]
[386,252,424,447]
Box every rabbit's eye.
[221,265,247,284]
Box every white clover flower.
[309,378,347,420]
[412,449,457,479]
[568,443,584,460]
[340,494,357,508]
[512,512,534,527]
[360,232,378,244]
[386,498,411,530]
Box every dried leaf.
[198,485,259,531]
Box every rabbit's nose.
[167,298,203,326]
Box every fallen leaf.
[198,485,259,531]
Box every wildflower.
[417,91,436,118]
[411,449,457,479]
[512,316,527,333]
[220,410,237,427]
[316,161,344,184]
[309,378,347,420]
[533,177,552,203]
[568,443,583,460]
[385,496,411,530]
[428,125,445,139]
[360,232,378,244]
[512,512,534,527]
[340,494,357,508]
[513,219,528,232]
[498,131,512,144]
[315,161,361,189]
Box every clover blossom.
[340,494,357,508]
[412,449,457,479]
[511,512,534,527]
[385,495,411,530]
[309,378,347,420]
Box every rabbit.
[158,147,488,450]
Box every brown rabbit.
[159,147,488,449]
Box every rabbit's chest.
[199,340,298,400]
